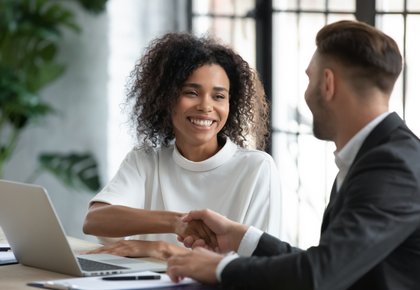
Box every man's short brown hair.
[316,20,402,94]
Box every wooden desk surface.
[0,227,166,290]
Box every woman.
[83,32,281,260]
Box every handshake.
[168,209,250,284]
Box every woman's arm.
[84,239,190,261]
[83,202,187,238]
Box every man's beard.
[310,86,335,141]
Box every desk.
[0,227,106,289]
[0,227,219,290]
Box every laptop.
[0,180,167,276]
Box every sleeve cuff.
[237,226,264,256]
[216,253,239,282]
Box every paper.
[30,271,198,290]
[0,251,17,265]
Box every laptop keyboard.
[77,257,129,272]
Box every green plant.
[27,153,101,191]
[0,0,107,190]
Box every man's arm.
[170,210,303,284]
[221,150,420,289]
[180,209,250,253]
[167,233,310,287]
[170,149,420,289]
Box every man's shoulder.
[346,125,420,201]
[373,124,420,163]
[358,119,420,165]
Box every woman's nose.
[196,95,213,112]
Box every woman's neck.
[175,137,224,162]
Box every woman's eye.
[215,95,225,99]
[185,91,198,96]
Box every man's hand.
[83,240,189,261]
[167,247,223,284]
[177,209,249,253]
[177,219,219,250]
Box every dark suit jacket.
[222,113,420,290]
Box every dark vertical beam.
[355,0,376,26]
[255,0,273,154]
[402,0,407,121]
[187,0,193,31]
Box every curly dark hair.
[125,32,269,152]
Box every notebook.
[0,180,167,276]
[28,271,199,290]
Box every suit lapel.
[321,178,337,233]
[320,112,403,234]
[353,112,403,162]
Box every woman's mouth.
[189,118,214,127]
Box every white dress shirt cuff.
[215,226,264,282]
[216,253,239,282]
[237,226,264,256]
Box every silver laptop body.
[0,180,167,276]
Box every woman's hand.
[178,209,249,254]
[84,240,190,261]
[175,218,219,250]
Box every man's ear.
[323,68,335,101]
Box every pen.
[102,275,161,281]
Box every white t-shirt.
[89,138,282,246]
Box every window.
[189,0,256,69]
[376,0,420,136]
[188,0,420,248]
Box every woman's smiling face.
[172,64,230,148]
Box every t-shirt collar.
[173,137,237,172]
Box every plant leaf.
[38,153,101,192]
[75,0,108,14]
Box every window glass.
[192,2,256,69]
[296,13,326,125]
[232,18,256,69]
[234,0,255,16]
[273,11,339,248]
[300,0,326,11]
[211,0,234,15]
[272,12,300,133]
[328,0,356,12]
[405,15,420,137]
[192,16,213,35]
[193,0,254,16]
[407,0,420,11]
[376,14,405,119]
[273,0,298,10]
[192,0,212,14]
[193,0,234,15]
[376,0,404,12]
[327,13,356,24]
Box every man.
[166,20,420,289]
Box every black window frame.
[186,0,417,154]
